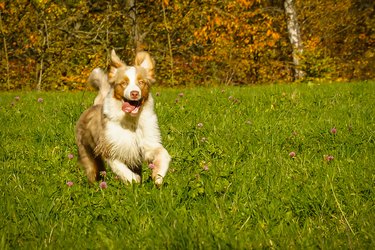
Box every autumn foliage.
[0,0,373,90]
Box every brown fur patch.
[75,105,106,183]
[139,81,150,105]
[114,83,126,101]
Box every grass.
[0,81,374,249]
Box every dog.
[75,50,171,186]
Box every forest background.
[0,0,374,90]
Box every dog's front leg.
[108,159,141,184]
[148,147,171,186]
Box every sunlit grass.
[1,81,374,249]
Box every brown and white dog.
[75,50,171,186]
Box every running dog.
[75,50,171,186]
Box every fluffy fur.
[75,50,171,186]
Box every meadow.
[0,81,374,249]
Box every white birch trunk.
[36,21,49,91]
[284,0,305,80]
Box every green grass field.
[1,81,374,249]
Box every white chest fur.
[102,94,163,167]
[105,120,144,166]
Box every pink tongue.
[122,102,136,113]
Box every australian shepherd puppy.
[75,50,171,187]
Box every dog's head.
[108,50,155,116]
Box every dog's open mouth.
[122,99,141,115]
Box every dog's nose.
[130,90,139,99]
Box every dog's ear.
[108,50,125,83]
[135,51,155,83]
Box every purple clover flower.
[37,97,44,103]
[66,181,74,187]
[148,163,155,169]
[99,181,107,189]
[330,127,337,134]
[289,151,296,158]
[68,154,74,159]
[325,155,334,161]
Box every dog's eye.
[138,80,145,86]
[120,80,129,86]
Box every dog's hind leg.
[78,148,105,183]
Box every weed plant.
[0,82,374,249]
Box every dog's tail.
[88,68,110,105]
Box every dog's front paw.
[154,175,164,187]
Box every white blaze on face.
[124,67,141,101]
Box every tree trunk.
[127,0,139,52]
[36,58,43,91]
[36,20,49,91]
[162,1,174,85]
[284,0,305,80]
[0,11,10,90]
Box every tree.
[0,0,373,90]
[296,0,374,80]
[284,0,304,80]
